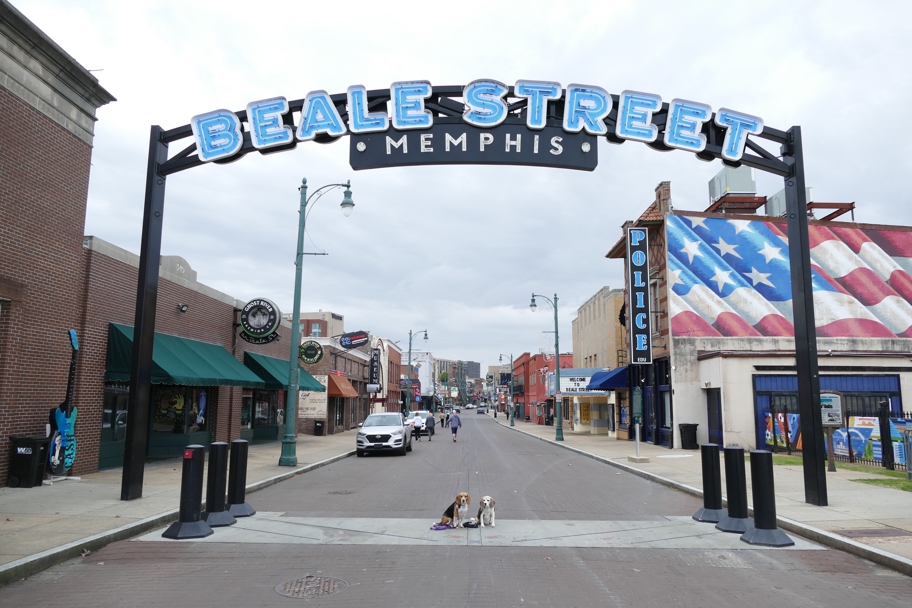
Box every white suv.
[356,413,413,456]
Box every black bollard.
[202,442,236,527]
[716,446,752,533]
[693,443,726,523]
[162,445,214,539]
[227,439,256,517]
[741,450,794,547]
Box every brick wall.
[0,87,92,482]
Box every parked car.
[356,413,412,456]
[476,407,486,414]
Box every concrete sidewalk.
[0,433,354,585]
[490,412,912,576]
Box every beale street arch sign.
[123,79,827,506]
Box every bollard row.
[693,444,794,547]
[163,439,254,540]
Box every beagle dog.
[477,495,496,527]
[439,492,471,528]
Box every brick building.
[0,3,115,481]
[295,336,371,435]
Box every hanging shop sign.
[627,227,652,364]
[190,80,764,173]
[339,330,369,349]
[299,340,324,365]
[369,348,381,385]
[239,298,280,344]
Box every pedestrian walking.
[426,412,435,441]
[445,411,450,427]
[449,410,462,442]
[411,414,424,441]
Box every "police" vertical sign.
[627,227,652,364]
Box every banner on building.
[298,375,328,418]
[627,227,652,364]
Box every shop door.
[707,388,723,446]
[644,386,656,443]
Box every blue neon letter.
[634,271,645,287]
[664,99,711,153]
[631,250,646,267]
[636,291,645,308]
[616,91,661,143]
[636,334,648,350]
[463,79,509,127]
[247,97,292,150]
[391,81,432,130]
[515,80,561,130]
[563,84,611,135]
[296,90,347,141]
[636,313,647,329]
[191,110,243,162]
[347,85,389,134]
[629,229,645,246]
[714,108,764,161]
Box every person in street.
[426,412,435,441]
[411,414,424,441]
[445,411,450,427]
[449,410,462,442]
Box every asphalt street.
[2,414,911,607]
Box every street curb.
[494,418,912,578]
[0,450,355,587]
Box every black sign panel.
[500,372,511,386]
[240,298,280,338]
[339,330,369,349]
[299,340,324,365]
[627,227,652,364]
[369,348,381,385]
[350,118,597,172]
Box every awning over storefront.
[587,366,628,390]
[105,323,265,388]
[243,352,325,392]
[328,373,358,398]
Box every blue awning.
[587,367,628,390]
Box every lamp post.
[279,178,354,467]
[530,293,563,441]
[405,329,428,417]
[499,353,514,427]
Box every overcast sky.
[13,0,912,374]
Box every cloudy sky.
[13,0,912,373]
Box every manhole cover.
[276,575,349,599]
[327,490,355,495]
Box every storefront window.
[101,383,129,442]
[254,390,276,427]
[241,392,252,429]
[152,386,211,433]
[661,390,671,429]
[335,397,344,427]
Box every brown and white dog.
[439,492,471,528]
[477,495,496,527]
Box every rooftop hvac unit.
[766,187,813,217]
[708,166,757,203]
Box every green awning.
[105,323,265,388]
[243,352,326,392]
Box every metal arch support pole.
[510,354,515,426]
[121,126,169,501]
[783,125,827,506]
[406,331,412,417]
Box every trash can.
[678,423,699,450]
[7,436,51,488]
[314,421,325,436]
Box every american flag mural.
[667,215,912,338]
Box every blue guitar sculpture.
[48,330,79,475]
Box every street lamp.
[279,178,354,467]
[405,329,428,416]
[530,293,563,441]
[499,353,515,427]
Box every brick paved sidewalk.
[0,432,354,584]
[489,411,912,575]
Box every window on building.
[311,323,322,337]
[651,280,661,334]
[335,397,344,426]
